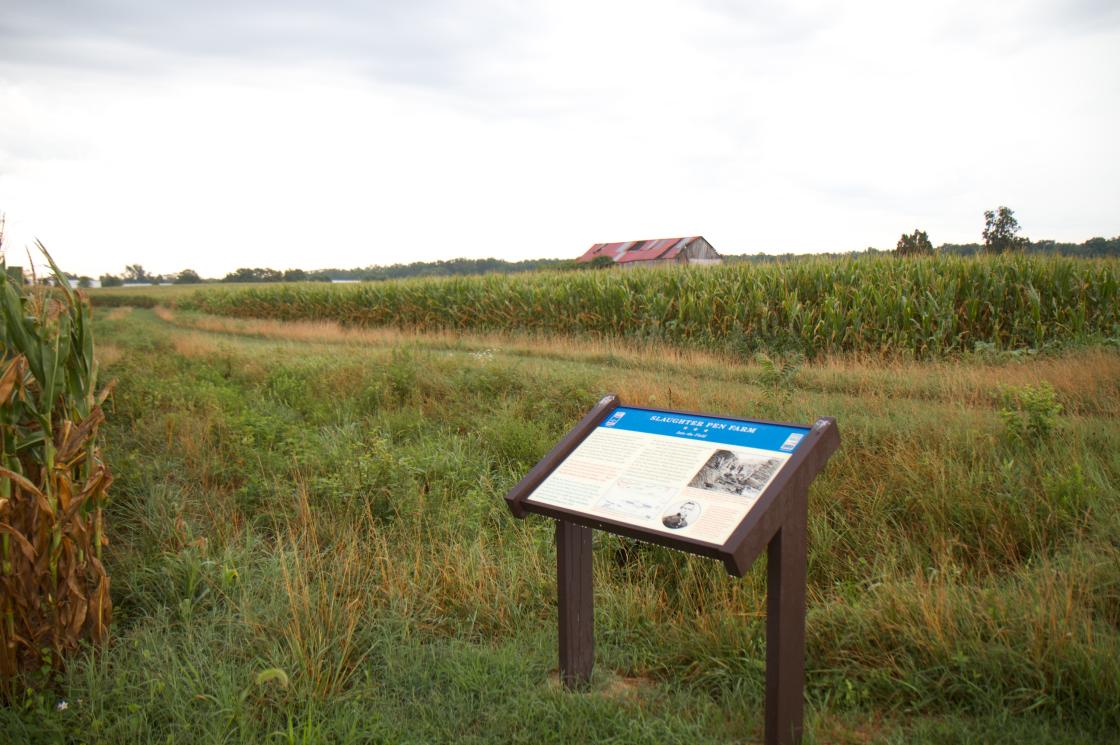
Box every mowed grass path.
[4,307,1117,744]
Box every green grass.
[2,306,1116,743]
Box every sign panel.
[525,407,810,546]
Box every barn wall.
[618,259,677,270]
[683,238,723,265]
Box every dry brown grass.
[100,307,133,321]
[153,308,1120,420]
[154,307,725,367]
[155,306,413,347]
[807,351,1120,416]
[806,712,891,745]
[276,487,372,700]
[171,332,226,359]
[95,342,124,369]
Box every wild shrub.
[754,351,804,390]
[999,383,1062,444]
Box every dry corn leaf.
[0,356,24,402]
[0,522,37,563]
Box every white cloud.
[0,0,1117,277]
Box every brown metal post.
[557,519,594,689]
[765,486,808,745]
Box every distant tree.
[223,267,283,283]
[895,229,934,256]
[282,268,308,282]
[1080,236,1119,257]
[77,276,93,288]
[174,269,202,284]
[99,274,124,287]
[982,207,1029,253]
[124,264,149,282]
[223,268,256,283]
[588,256,615,269]
[316,256,571,281]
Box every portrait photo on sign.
[687,449,782,498]
[661,500,701,529]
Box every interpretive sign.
[504,394,840,745]
[525,406,808,548]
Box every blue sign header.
[599,407,809,453]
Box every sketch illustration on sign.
[597,477,674,521]
[688,450,783,498]
[661,500,701,529]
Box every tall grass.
[1,306,1112,741]
[0,246,114,694]
[177,255,1120,358]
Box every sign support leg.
[557,519,594,689]
[765,488,808,745]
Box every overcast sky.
[1,0,1118,277]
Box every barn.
[576,236,722,268]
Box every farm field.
[95,255,1120,360]
[2,302,1117,744]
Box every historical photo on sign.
[661,500,701,530]
[688,449,783,498]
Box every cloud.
[1043,0,1120,32]
[698,0,840,45]
[0,1,1117,276]
[0,1,534,90]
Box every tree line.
[88,206,1118,286]
[320,257,574,280]
[95,265,333,286]
[890,206,1119,258]
[728,207,1119,262]
[96,257,577,285]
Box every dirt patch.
[101,307,133,321]
[546,670,653,701]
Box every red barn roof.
[576,237,703,264]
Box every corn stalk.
[0,242,113,695]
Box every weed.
[999,383,1063,444]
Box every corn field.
[179,255,1120,358]
[0,247,113,693]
